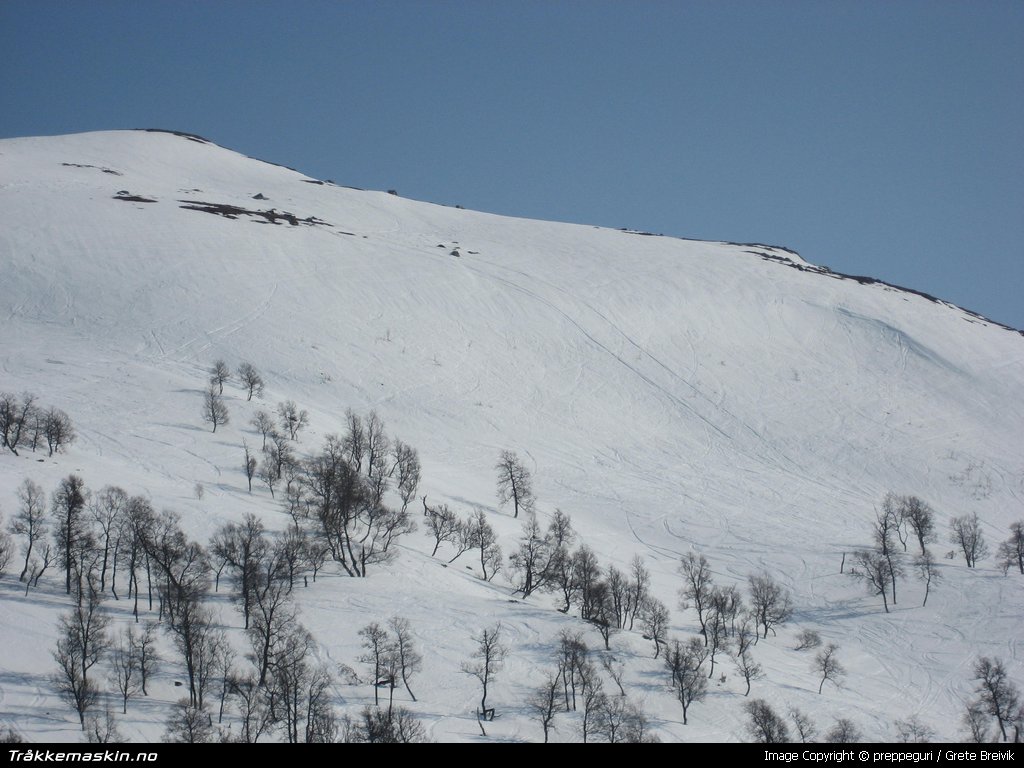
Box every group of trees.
[10,379,1022,743]
[850,493,940,612]
[527,629,656,743]
[745,653,1024,744]
[33,480,350,742]
[200,360,266,433]
[744,699,863,743]
[953,514,1024,577]
[964,657,1023,743]
[357,617,422,715]
[284,412,419,577]
[1,391,76,457]
[422,502,503,581]
[850,493,1023,613]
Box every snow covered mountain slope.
[0,130,1021,742]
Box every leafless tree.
[795,629,822,650]
[851,549,894,612]
[116,496,154,618]
[89,486,127,592]
[25,407,46,453]
[163,699,214,743]
[744,699,790,743]
[202,383,229,433]
[53,634,99,730]
[597,567,625,632]
[343,409,366,472]
[143,512,211,706]
[529,668,561,742]
[705,605,731,678]
[734,648,762,696]
[390,439,420,514]
[10,478,47,582]
[574,545,605,622]
[621,701,659,743]
[259,450,281,498]
[874,500,904,603]
[0,392,18,453]
[0,391,36,456]
[815,643,845,694]
[789,707,817,743]
[236,362,264,400]
[242,440,257,493]
[342,706,428,743]
[639,596,670,658]
[109,625,142,713]
[211,513,267,629]
[250,410,274,450]
[894,715,935,743]
[461,624,507,720]
[556,630,589,712]
[277,400,309,441]
[748,571,791,639]
[268,626,338,743]
[664,637,708,724]
[135,621,159,695]
[388,616,422,702]
[627,554,651,630]
[577,664,606,743]
[678,551,714,644]
[962,700,991,743]
[552,541,581,613]
[364,410,389,478]
[210,360,231,395]
[601,653,627,696]
[509,512,574,598]
[275,527,309,593]
[260,431,294,499]
[43,407,76,456]
[593,585,614,651]
[901,495,936,555]
[996,521,1024,576]
[197,628,233,724]
[227,673,275,743]
[52,474,90,595]
[423,500,461,557]
[465,508,501,581]
[971,657,1021,741]
[52,582,109,728]
[825,718,862,743]
[883,491,912,552]
[0,523,11,577]
[302,437,414,577]
[713,583,746,637]
[84,709,122,744]
[735,615,757,657]
[359,622,391,707]
[916,548,941,606]
[247,549,296,687]
[950,512,989,568]
[495,449,535,518]
[595,692,641,743]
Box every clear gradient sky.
[2,1,1022,329]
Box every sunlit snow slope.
[1,130,1021,742]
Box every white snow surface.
[0,130,1021,743]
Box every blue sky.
[2,1,1022,329]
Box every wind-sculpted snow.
[0,130,1021,742]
